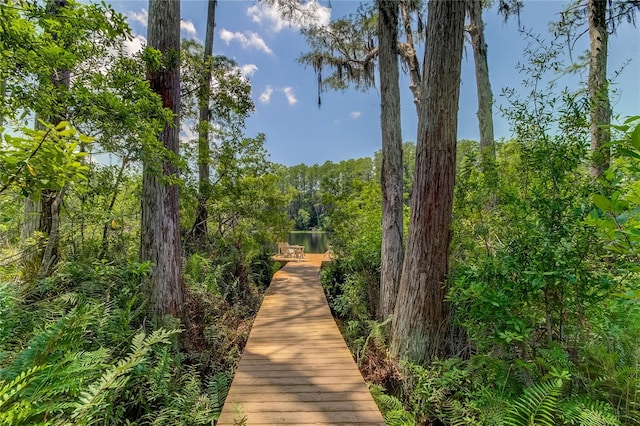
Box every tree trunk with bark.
[22,0,70,278]
[39,184,67,278]
[377,0,404,321]
[391,0,466,364]
[191,0,217,247]
[141,0,185,320]
[467,0,495,168]
[399,0,422,111]
[588,0,610,178]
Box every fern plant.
[72,328,180,424]
[208,371,229,420]
[0,366,44,425]
[370,384,416,426]
[504,378,564,426]
[0,282,22,355]
[560,397,622,426]
[149,370,229,425]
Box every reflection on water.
[287,232,329,253]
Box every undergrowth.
[0,250,274,424]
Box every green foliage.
[318,29,636,426]
[588,117,640,268]
[575,340,640,424]
[184,252,227,295]
[249,251,278,290]
[276,157,376,231]
[504,378,564,426]
[370,384,416,426]
[0,121,91,200]
[317,178,382,322]
[561,397,622,426]
[208,372,229,419]
[72,328,180,423]
[0,365,44,425]
[449,33,612,359]
[181,45,254,127]
[299,2,378,94]
[149,370,228,425]
[0,2,275,425]
[1,0,133,122]
[142,47,165,73]
[0,282,21,356]
[406,359,477,424]
[0,254,252,424]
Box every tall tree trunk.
[377,0,404,321]
[399,0,422,111]
[22,0,70,278]
[391,0,466,364]
[21,198,41,241]
[39,184,67,278]
[192,0,217,247]
[141,0,185,320]
[467,0,495,167]
[588,0,610,178]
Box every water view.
[287,231,329,253]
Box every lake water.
[287,231,329,253]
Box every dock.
[217,253,385,425]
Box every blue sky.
[114,0,639,167]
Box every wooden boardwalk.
[217,254,385,425]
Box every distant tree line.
[274,142,417,231]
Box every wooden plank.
[217,254,384,426]
[237,362,358,371]
[225,383,369,395]
[222,409,385,424]
[228,385,371,403]
[229,401,381,413]
[238,353,356,362]
[234,367,364,378]
[231,375,367,386]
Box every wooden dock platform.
[217,253,385,425]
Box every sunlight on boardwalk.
[217,254,385,425]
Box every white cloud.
[128,9,148,27]
[284,87,297,105]
[219,28,234,43]
[219,28,273,55]
[180,125,198,144]
[247,3,287,32]
[350,111,362,119]
[259,86,274,104]
[240,64,259,77]
[247,1,330,32]
[124,34,146,56]
[181,20,197,37]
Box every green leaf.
[624,115,640,124]
[610,124,630,132]
[78,134,94,144]
[617,147,640,160]
[593,194,613,212]
[630,123,640,150]
[55,121,71,131]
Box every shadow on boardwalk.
[217,254,385,425]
